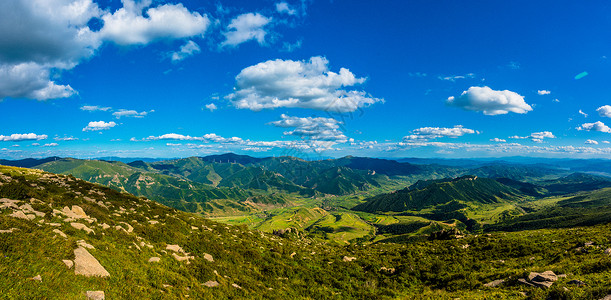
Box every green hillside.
[1,165,610,299]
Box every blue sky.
[3,0,611,159]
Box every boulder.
[483,279,504,287]
[53,229,67,238]
[203,281,219,287]
[62,260,74,269]
[166,244,184,253]
[148,257,160,263]
[529,271,557,283]
[32,275,42,282]
[86,291,105,300]
[73,247,110,277]
[342,256,357,262]
[71,223,94,234]
[203,253,214,262]
[605,248,611,255]
[567,279,586,286]
[77,240,95,249]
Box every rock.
[529,271,558,282]
[461,244,470,249]
[148,257,160,263]
[0,198,21,209]
[342,256,357,262]
[62,260,74,269]
[32,275,42,282]
[483,279,504,287]
[148,220,159,225]
[605,248,611,255]
[166,244,184,253]
[599,295,611,300]
[99,223,110,230]
[232,283,242,289]
[0,228,18,233]
[567,279,586,286]
[53,229,67,238]
[47,223,61,227]
[9,210,34,220]
[71,223,94,234]
[73,246,110,277]
[203,253,214,262]
[77,240,95,249]
[380,267,396,274]
[290,252,296,258]
[86,291,105,300]
[191,226,199,230]
[203,281,219,287]
[118,222,133,233]
[172,253,194,262]
[585,241,594,246]
[518,278,535,287]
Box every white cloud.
[438,73,475,81]
[577,121,611,133]
[43,143,59,147]
[579,109,588,118]
[82,121,117,131]
[0,133,48,142]
[81,105,112,112]
[553,98,560,103]
[226,56,383,112]
[603,141,610,144]
[585,139,599,145]
[112,109,152,119]
[276,2,297,15]
[447,86,532,115]
[99,1,210,45]
[205,103,218,112]
[171,40,200,62]
[537,90,551,95]
[490,138,506,142]
[281,40,302,52]
[0,0,210,101]
[221,13,271,47]
[403,125,477,141]
[596,105,611,118]
[509,131,555,143]
[268,114,348,142]
[54,136,78,141]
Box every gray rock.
[148,257,160,263]
[567,279,586,286]
[32,275,42,282]
[62,259,74,269]
[203,253,214,262]
[203,280,219,287]
[518,278,535,287]
[483,279,504,287]
[74,247,110,277]
[86,291,105,300]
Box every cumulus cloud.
[54,136,78,141]
[81,105,112,112]
[585,139,599,145]
[403,125,477,141]
[537,90,551,95]
[0,133,48,142]
[112,109,152,119]
[447,86,532,115]
[596,105,611,118]
[171,40,200,62]
[577,121,611,133]
[0,0,210,101]
[205,103,218,112]
[43,143,59,147]
[268,114,348,142]
[221,13,271,47]
[82,121,117,131]
[509,131,555,143]
[99,0,210,45]
[226,56,383,112]
[145,133,242,144]
[490,138,506,142]
[276,2,297,15]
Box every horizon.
[3,1,611,159]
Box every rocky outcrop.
[73,247,110,277]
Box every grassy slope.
[0,166,610,299]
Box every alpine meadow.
[1,1,611,299]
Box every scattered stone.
[0,228,18,233]
[73,246,110,277]
[99,223,110,230]
[148,220,159,225]
[47,223,61,227]
[191,226,198,230]
[148,257,160,263]
[32,275,42,282]
[232,283,242,289]
[483,279,505,287]
[599,295,611,300]
[203,281,219,287]
[53,229,67,238]
[203,253,214,262]
[290,252,296,258]
[605,248,611,255]
[118,222,133,233]
[172,253,194,262]
[9,210,35,220]
[527,271,557,289]
[585,241,594,246]
[518,278,535,287]
[166,244,184,253]
[86,291,105,300]
[380,267,396,274]
[461,244,470,249]
[557,274,568,278]
[71,223,94,234]
[77,240,95,249]
[567,279,586,286]
[62,260,74,269]
[342,256,357,262]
